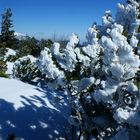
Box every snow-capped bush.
[116,0,140,35]
[36,0,140,139]
[37,47,66,89]
[13,55,42,83]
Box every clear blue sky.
[0,0,124,41]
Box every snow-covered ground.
[0,78,70,140]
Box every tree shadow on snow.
[0,89,70,140]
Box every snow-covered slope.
[14,32,27,40]
[0,78,57,110]
[0,78,69,140]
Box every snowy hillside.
[0,78,70,140]
[14,32,27,40]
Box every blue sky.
[0,0,124,41]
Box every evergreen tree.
[0,8,16,49]
[18,37,42,57]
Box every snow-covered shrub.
[13,55,42,83]
[37,46,66,90]
[116,0,140,35]
[68,1,140,139]
[36,0,140,139]
[37,32,99,90]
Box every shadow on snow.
[0,87,70,140]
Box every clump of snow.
[83,23,101,60]
[67,33,79,47]
[110,63,124,80]
[6,120,16,128]
[30,125,37,130]
[72,77,95,94]
[4,48,17,75]
[38,47,64,79]
[4,48,16,60]
[54,130,59,135]
[113,108,135,123]
[39,121,48,129]
[130,36,139,48]
[6,62,14,75]
[116,1,140,34]
[102,10,113,27]
[59,34,79,71]
[86,23,98,44]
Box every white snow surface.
[0,78,57,110]
[0,78,70,140]
[6,62,14,75]
[4,48,16,61]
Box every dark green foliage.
[40,39,53,50]
[18,37,43,57]
[0,71,8,78]
[0,47,7,77]
[0,8,16,49]
[17,37,54,57]
[65,62,82,81]
[122,29,128,37]
[18,37,39,57]
[39,39,53,50]
[6,54,19,62]
[0,60,7,71]
[0,47,6,59]
[138,25,140,33]
[13,57,42,83]
[135,70,140,90]
[0,59,7,78]
[39,39,48,50]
